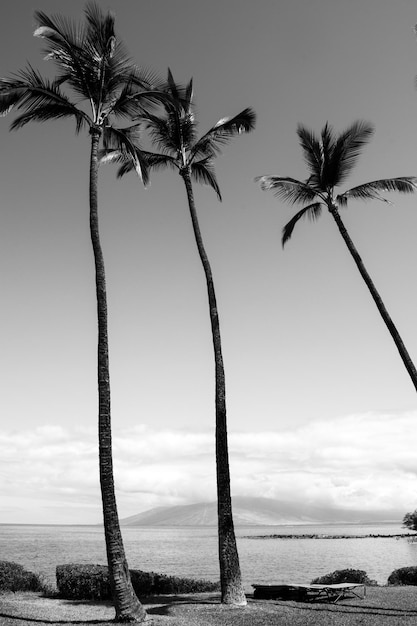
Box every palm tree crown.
[106,69,256,194]
[256,121,417,245]
[0,1,162,180]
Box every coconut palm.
[0,3,164,621]
[256,121,417,391]
[102,71,256,605]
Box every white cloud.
[1,410,417,524]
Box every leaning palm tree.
[102,71,256,605]
[0,3,163,621]
[256,121,417,391]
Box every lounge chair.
[252,582,366,603]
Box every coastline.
[246,532,417,540]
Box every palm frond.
[115,160,138,178]
[101,125,150,186]
[184,77,193,114]
[191,107,256,160]
[84,1,115,55]
[83,2,137,109]
[141,106,197,160]
[319,122,337,187]
[255,175,318,205]
[178,112,198,153]
[0,81,26,115]
[100,148,177,181]
[85,35,139,107]
[282,202,323,246]
[163,69,193,114]
[113,86,171,121]
[166,68,181,101]
[34,9,96,102]
[0,66,88,132]
[98,148,135,178]
[102,123,141,149]
[121,65,163,92]
[327,120,374,187]
[296,124,324,184]
[191,158,222,201]
[147,70,198,155]
[143,151,178,171]
[337,176,417,206]
[139,112,179,155]
[10,103,85,132]
[34,10,84,51]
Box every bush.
[56,564,220,600]
[388,566,417,586]
[402,511,417,532]
[56,565,110,600]
[311,568,377,586]
[129,569,219,595]
[0,561,45,592]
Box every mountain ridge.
[120,497,402,527]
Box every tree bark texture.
[329,204,417,392]
[180,168,246,605]
[89,127,147,622]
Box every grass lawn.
[1,587,417,625]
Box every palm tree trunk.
[329,204,417,391]
[180,167,246,606]
[89,126,147,622]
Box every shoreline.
[246,533,417,540]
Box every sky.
[1,0,417,524]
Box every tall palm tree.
[256,121,417,391]
[0,3,163,621]
[103,71,256,605]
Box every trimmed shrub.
[388,566,417,586]
[311,568,376,586]
[56,565,110,600]
[136,571,220,595]
[0,561,45,592]
[56,564,220,600]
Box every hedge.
[56,564,220,600]
[311,568,377,585]
[0,561,46,592]
[388,566,417,586]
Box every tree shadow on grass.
[3,597,417,625]
[142,592,221,605]
[0,615,111,625]
[56,600,114,608]
[0,592,222,624]
[269,599,417,618]
[142,592,222,616]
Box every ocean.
[1,522,416,592]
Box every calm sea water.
[1,523,416,591]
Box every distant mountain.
[120,497,402,527]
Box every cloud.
[1,410,417,524]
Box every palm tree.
[256,121,417,391]
[0,3,163,621]
[103,71,256,605]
